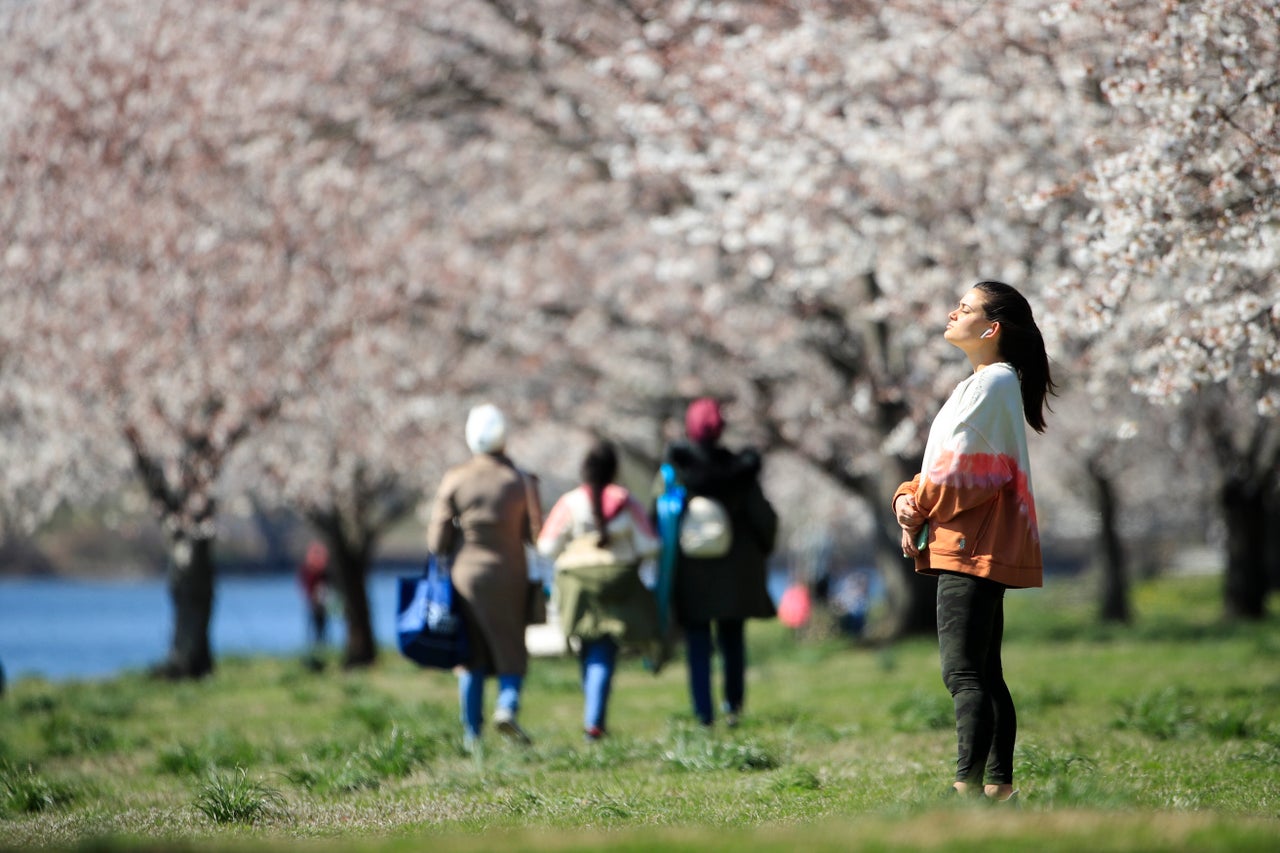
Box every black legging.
[936,571,1015,786]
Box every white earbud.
[980,328,994,339]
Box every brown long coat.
[426,453,536,676]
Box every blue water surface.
[0,566,861,684]
[0,573,402,683]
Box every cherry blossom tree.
[0,0,657,668]
[0,0,456,676]
[241,309,542,667]
[232,1,657,665]
[239,324,452,669]
[1050,0,1280,618]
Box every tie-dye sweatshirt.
[893,362,1043,589]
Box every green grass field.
[2,573,1278,851]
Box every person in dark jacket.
[659,397,778,727]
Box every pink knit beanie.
[685,397,725,444]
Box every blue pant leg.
[496,673,523,715]
[457,669,485,739]
[684,622,714,725]
[581,637,619,731]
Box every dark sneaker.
[493,708,532,745]
[584,726,606,742]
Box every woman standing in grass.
[893,281,1056,802]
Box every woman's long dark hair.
[974,280,1057,433]
[581,439,619,546]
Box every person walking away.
[537,439,661,741]
[893,280,1056,802]
[297,541,331,670]
[426,404,541,748]
[659,397,778,727]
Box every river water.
[0,572,405,683]
[0,568,836,684]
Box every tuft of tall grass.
[40,711,119,757]
[155,729,265,776]
[356,726,430,777]
[1017,742,1098,794]
[0,760,79,816]
[14,692,58,716]
[1113,687,1266,742]
[769,765,823,792]
[498,789,544,817]
[342,695,396,734]
[155,741,212,777]
[570,788,635,821]
[889,690,953,732]
[192,767,288,825]
[663,733,781,772]
[284,756,382,795]
[282,726,440,795]
[544,735,665,771]
[1232,743,1280,767]
[1201,707,1261,740]
[1113,687,1199,740]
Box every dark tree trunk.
[1198,397,1277,621]
[1268,488,1280,594]
[1088,459,1130,624]
[308,511,380,669]
[866,454,937,641]
[331,538,377,667]
[303,466,419,669]
[154,534,215,679]
[122,404,280,682]
[1221,477,1268,620]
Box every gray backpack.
[680,495,732,558]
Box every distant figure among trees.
[297,541,331,669]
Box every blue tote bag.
[396,555,468,669]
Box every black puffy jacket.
[659,440,779,624]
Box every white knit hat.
[465,404,507,454]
